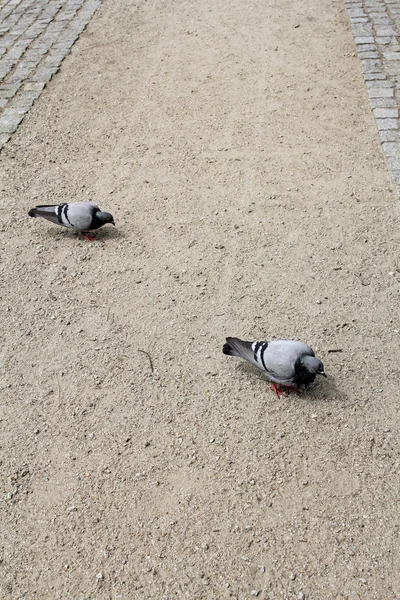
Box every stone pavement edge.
[0,0,101,149]
[345,0,400,199]
[1,0,400,205]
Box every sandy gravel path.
[1,0,400,598]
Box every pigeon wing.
[261,340,315,384]
[28,202,99,229]
[63,203,99,230]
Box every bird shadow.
[234,362,343,402]
[92,227,124,241]
[46,227,125,243]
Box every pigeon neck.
[293,355,317,387]
[91,211,104,229]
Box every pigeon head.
[301,355,326,377]
[96,211,115,226]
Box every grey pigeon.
[223,336,326,396]
[28,202,115,240]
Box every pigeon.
[223,336,326,396]
[28,202,115,240]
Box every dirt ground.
[1,0,400,598]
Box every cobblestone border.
[345,0,400,197]
[0,0,101,151]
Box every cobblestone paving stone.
[345,0,400,197]
[0,0,101,150]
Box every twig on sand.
[138,349,154,373]
[327,348,343,353]
[56,373,61,402]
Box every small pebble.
[298,593,305,600]
[96,572,104,581]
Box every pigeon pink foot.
[81,233,97,242]
[270,383,296,397]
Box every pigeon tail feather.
[28,205,57,217]
[28,205,60,226]
[223,337,259,368]
[222,341,237,357]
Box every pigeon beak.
[320,371,327,378]
[111,219,115,226]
